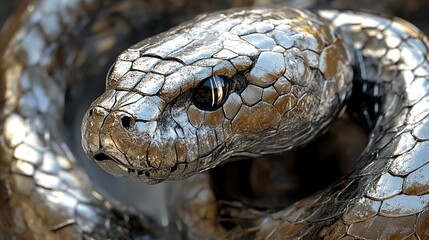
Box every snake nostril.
[120,116,133,130]
[88,108,93,117]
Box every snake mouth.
[92,152,170,183]
[92,152,131,177]
[93,153,114,162]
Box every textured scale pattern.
[1,0,429,239]
[0,1,160,239]
[82,7,352,184]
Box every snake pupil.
[192,76,229,111]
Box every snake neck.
[258,10,429,237]
[203,10,429,239]
[320,10,429,161]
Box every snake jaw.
[92,152,171,184]
[93,153,130,177]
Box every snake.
[1,0,429,239]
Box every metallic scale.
[1,0,429,239]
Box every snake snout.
[81,106,108,155]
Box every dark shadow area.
[211,114,368,210]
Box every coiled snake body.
[1,0,429,239]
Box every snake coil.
[1,0,429,239]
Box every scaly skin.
[82,7,352,184]
[0,0,258,239]
[169,9,429,239]
[82,5,429,239]
[1,0,429,239]
[0,1,160,239]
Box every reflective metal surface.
[2,0,429,239]
[82,7,352,185]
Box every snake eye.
[192,76,229,111]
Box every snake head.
[81,7,352,184]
